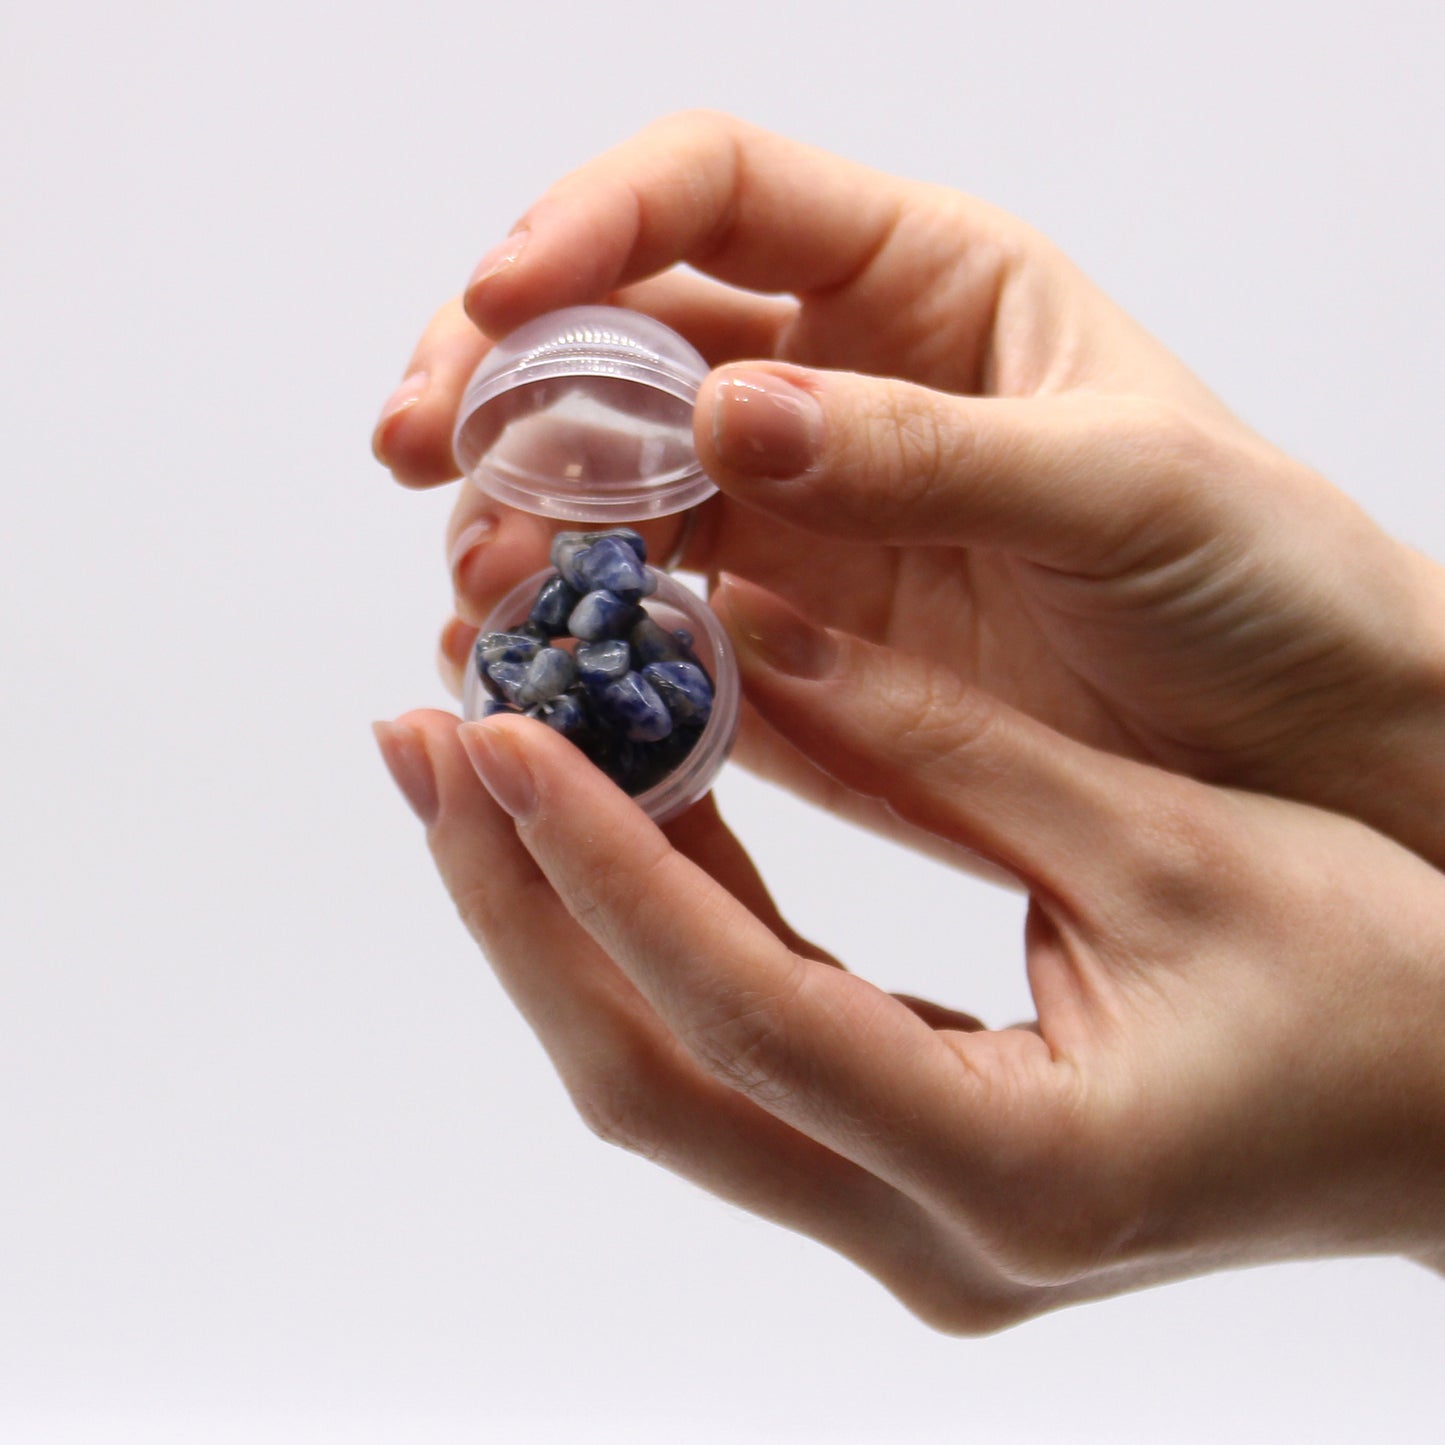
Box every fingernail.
[468,229,530,290]
[447,515,500,583]
[711,368,824,479]
[459,721,538,822]
[373,721,440,826]
[372,371,429,462]
[720,574,838,680]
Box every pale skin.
[372,114,1445,1325]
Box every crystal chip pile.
[474,529,716,796]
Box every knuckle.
[452,880,501,945]
[887,666,1001,776]
[1114,396,1231,536]
[1125,396,1218,475]
[1128,782,1247,924]
[647,107,740,144]
[676,958,812,1104]
[937,1074,1145,1288]
[569,1069,666,1160]
[903,1287,1037,1338]
[869,388,960,514]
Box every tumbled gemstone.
[574,535,654,602]
[597,671,673,742]
[599,527,647,563]
[482,658,528,704]
[481,698,521,719]
[626,728,698,794]
[549,531,593,591]
[477,629,543,670]
[575,638,632,690]
[642,660,713,725]
[527,692,589,739]
[529,575,581,637]
[516,646,578,706]
[629,614,687,666]
[569,589,640,641]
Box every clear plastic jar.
[454,306,737,822]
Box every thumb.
[698,362,1229,573]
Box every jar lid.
[452,306,716,522]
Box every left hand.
[374,576,1445,1331]
[375,114,1445,869]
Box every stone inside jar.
[474,528,715,797]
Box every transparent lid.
[453,306,716,522]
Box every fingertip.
[457,716,539,822]
[462,229,533,334]
[698,362,826,486]
[438,616,477,699]
[713,573,838,682]
[371,371,429,470]
[373,392,464,489]
[373,715,442,826]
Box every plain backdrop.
[4,2,1443,1441]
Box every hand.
[373,579,1445,1330]
[374,112,1445,867]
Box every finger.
[892,995,988,1034]
[713,575,1154,907]
[608,268,799,365]
[729,696,1023,889]
[698,364,1233,573]
[438,616,477,699]
[377,711,941,1287]
[456,713,1021,1193]
[465,111,1020,341]
[445,500,559,630]
[373,298,491,487]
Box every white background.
[4,2,1443,1440]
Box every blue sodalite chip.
[528,692,588,738]
[529,575,581,636]
[477,629,542,670]
[642,660,713,725]
[483,658,528,705]
[597,671,673,742]
[593,527,646,563]
[550,532,593,592]
[628,614,687,666]
[484,554,717,797]
[569,589,640,641]
[516,646,577,706]
[574,535,655,603]
[575,638,631,690]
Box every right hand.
[375,112,1445,866]
[375,582,1445,1331]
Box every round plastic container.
[453,306,714,521]
[463,566,739,825]
[454,307,737,822]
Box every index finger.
[456,714,1024,1193]
[465,111,1016,336]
